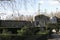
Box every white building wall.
[50,17,57,23]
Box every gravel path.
[48,33,60,40]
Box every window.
[36,21,39,25]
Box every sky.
[0,0,60,16]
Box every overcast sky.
[0,0,60,16]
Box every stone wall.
[0,20,32,28]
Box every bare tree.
[55,0,60,2]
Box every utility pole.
[56,8,58,16]
[23,0,27,10]
[56,8,58,13]
[38,3,40,15]
[45,9,47,14]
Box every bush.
[36,30,49,35]
[17,26,34,36]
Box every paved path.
[48,33,60,40]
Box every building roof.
[35,14,50,19]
